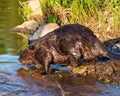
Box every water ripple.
[0,54,19,63]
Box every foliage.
[39,0,120,25]
[11,33,28,55]
[17,37,28,54]
[18,0,32,21]
[19,0,120,40]
[39,0,120,40]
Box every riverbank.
[13,0,120,42]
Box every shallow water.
[0,0,120,96]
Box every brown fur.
[19,24,120,74]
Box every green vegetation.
[40,0,120,40]
[39,0,120,24]
[11,33,28,54]
[18,1,32,21]
[19,0,120,41]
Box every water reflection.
[0,0,25,55]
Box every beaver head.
[19,45,36,67]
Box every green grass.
[18,0,32,21]
[19,0,120,40]
[19,0,120,27]
[39,0,120,25]
[39,0,120,40]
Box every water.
[0,0,24,55]
[0,0,120,96]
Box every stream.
[0,0,120,96]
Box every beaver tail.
[106,50,120,60]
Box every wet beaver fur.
[19,24,120,74]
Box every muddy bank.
[17,59,120,84]
[72,60,120,84]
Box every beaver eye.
[28,45,35,50]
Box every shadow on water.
[0,0,120,96]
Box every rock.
[26,0,43,21]
[29,23,60,42]
[26,0,41,13]
[12,20,38,34]
[12,0,43,36]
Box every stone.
[29,23,60,41]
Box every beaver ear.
[28,45,35,50]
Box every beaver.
[19,24,120,74]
